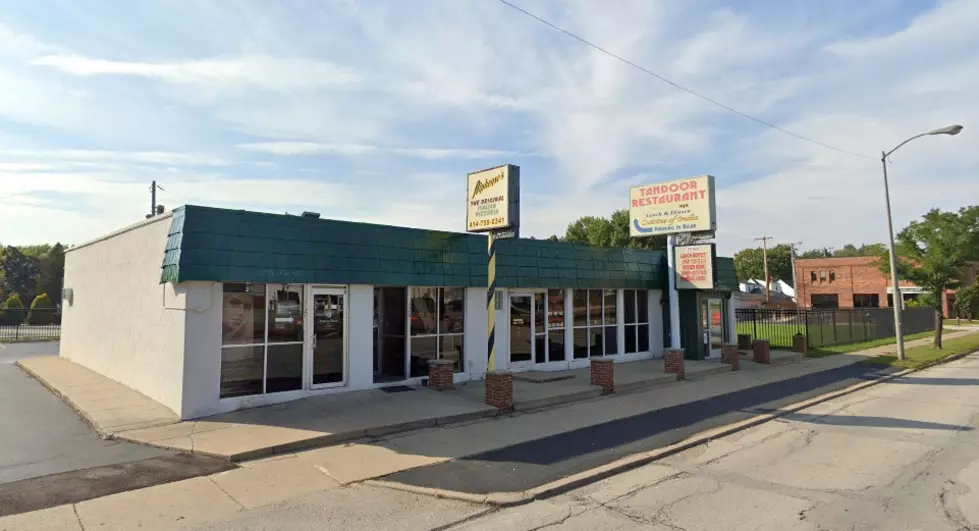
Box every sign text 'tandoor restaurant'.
[629,175,716,237]
[675,244,716,290]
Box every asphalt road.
[447,351,979,530]
[0,342,234,516]
[382,361,901,494]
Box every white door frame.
[307,286,348,389]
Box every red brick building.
[794,257,979,317]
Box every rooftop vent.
[301,211,321,219]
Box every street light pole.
[881,124,964,362]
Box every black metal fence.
[0,308,61,342]
[735,307,935,350]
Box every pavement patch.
[0,453,236,517]
[380,362,900,495]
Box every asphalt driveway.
[0,342,234,516]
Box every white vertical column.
[616,289,625,357]
[667,235,681,349]
[563,289,573,368]
[346,285,374,390]
[726,297,738,344]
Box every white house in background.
[739,278,795,300]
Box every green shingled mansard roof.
[160,205,734,291]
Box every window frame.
[623,289,650,354]
[408,287,466,374]
[571,289,619,358]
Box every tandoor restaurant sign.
[629,175,716,237]
[467,164,520,233]
[676,244,716,290]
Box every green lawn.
[806,330,934,358]
[735,321,890,349]
[861,332,979,370]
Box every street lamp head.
[928,124,964,136]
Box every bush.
[0,294,25,326]
[27,293,54,325]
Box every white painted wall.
[346,285,374,390]
[180,282,223,419]
[60,215,187,416]
[463,287,487,379]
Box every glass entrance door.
[701,297,725,358]
[509,295,534,370]
[310,289,345,387]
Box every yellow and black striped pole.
[487,231,497,370]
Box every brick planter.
[664,348,685,379]
[752,339,771,365]
[485,370,514,410]
[590,358,614,394]
[792,334,809,356]
[737,334,752,350]
[427,359,455,391]
[721,344,740,370]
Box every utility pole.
[755,236,773,305]
[147,181,165,219]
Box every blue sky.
[1,0,976,254]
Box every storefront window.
[547,289,566,362]
[220,283,304,398]
[374,287,407,383]
[409,287,465,376]
[572,289,618,358]
[624,290,650,353]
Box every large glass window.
[409,287,465,376]
[221,283,304,398]
[624,290,650,353]
[572,289,618,359]
[547,289,566,362]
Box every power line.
[494,0,877,161]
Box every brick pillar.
[792,334,809,356]
[485,370,513,410]
[737,334,752,349]
[721,344,740,370]
[427,360,455,391]
[752,340,771,364]
[590,358,614,394]
[664,348,685,380]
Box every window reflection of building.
[408,287,465,376]
[572,289,617,358]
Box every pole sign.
[629,175,716,237]
[675,243,716,290]
[466,164,520,233]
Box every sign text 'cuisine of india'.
[675,244,716,290]
[466,164,520,233]
[629,175,716,237]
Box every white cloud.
[237,141,521,160]
[31,54,360,90]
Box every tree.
[955,281,979,320]
[0,294,25,326]
[0,246,41,304]
[34,243,65,305]
[733,244,794,285]
[27,293,54,325]
[562,209,666,250]
[882,208,977,348]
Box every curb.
[367,349,978,508]
[15,359,113,439]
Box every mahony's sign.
[467,164,520,233]
[629,175,716,236]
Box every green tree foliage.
[0,294,25,326]
[800,243,886,259]
[733,244,794,285]
[1,246,41,304]
[34,243,65,303]
[27,293,54,325]
[955,281,979,320]
[561,209,666,250]
[881,208,978,348]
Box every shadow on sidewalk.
[381,362,912,494]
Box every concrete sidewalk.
[16,330,968,463]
